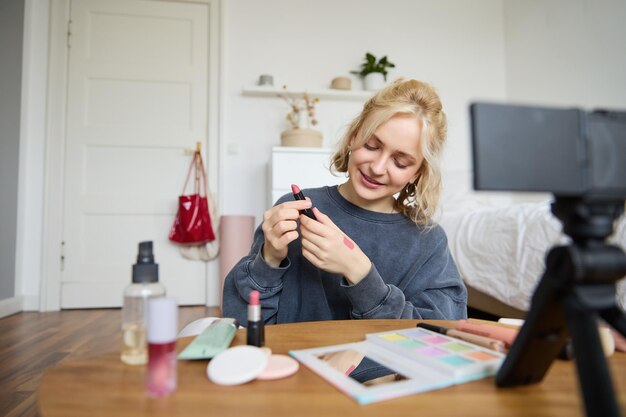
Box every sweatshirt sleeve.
[342,227,467,320]
[221,223,290,326]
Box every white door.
[61,0,210,308]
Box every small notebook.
[289,326,504,404]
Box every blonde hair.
[331,78,447,226]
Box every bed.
[437,171,626,319]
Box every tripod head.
[551,197,625,245]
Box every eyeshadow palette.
[290,326,505,404]
[366,328,503,380]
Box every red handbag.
[169,151,216,244]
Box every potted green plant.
[351,52,395,91]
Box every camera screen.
[470,102,586,194]
[587,111,626,196]
[470,102,626,197]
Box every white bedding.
[439,202,626,312]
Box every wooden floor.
[0,306,221,417]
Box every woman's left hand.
[299,207,372,285]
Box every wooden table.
[38,319,626,417]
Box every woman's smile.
[358,170,384,188]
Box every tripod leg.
[496,246,571,387]
[564,289,621,417]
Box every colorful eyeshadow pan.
[402,329,430,338]
[443,342,473,353]
[423,336,450,344]
[465,350,500,361]
[379,333,407,341]
[397,339,426,349]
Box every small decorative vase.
[297,109,309,129]
[363,72,385,91]
[331,76,352,90]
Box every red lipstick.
[291,184,316,220]
[246,290,264,347]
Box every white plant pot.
[363,72,385,91]
[297,109,308,129]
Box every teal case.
[178,318,238,360]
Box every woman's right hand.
[261,199,313,267]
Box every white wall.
[503,0,626,109]
[220,0,507,223]
[15,0,49,312]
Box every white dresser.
[268,146,346,206]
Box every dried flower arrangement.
[277,86,320,130]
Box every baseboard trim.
[0,296,23,319]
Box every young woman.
[222,78,467,326]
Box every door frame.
[40,0,222,311]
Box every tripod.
[496,196,626,417]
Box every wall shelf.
[242,86,372,101]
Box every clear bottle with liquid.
[121,241,166,365]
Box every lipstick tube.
[247,290,264,347]
[291,184,316,220]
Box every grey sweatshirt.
[222,186,467,326]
